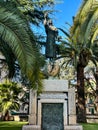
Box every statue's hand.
[44,12,48,19]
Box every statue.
[44,13,59,61]
[43,13,61,78]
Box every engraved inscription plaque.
[42,103,64,130]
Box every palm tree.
[0,80,22,121]
[59,0,98,123]
[70,0,98,122]
[0,2,43,90]
[59,29,98,123]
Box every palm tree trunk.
[94,68,98,113]
[77,64,87,123]
[4,110,10,121]
[95,87,98,114]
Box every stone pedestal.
[22,125,40,130]
[64,125,83,130]
[22,80,83,130]
[28,90,37,125]
[68,88,76,125]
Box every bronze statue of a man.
[44,13,58,60]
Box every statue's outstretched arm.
[43,12,48,25]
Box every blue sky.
[54,0,82,28]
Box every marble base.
[22,125,40,130]
[64,125,83,130]
[22,125,83,130]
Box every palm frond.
[91,27,98,43]
[58,28,70,38]
[79,0,93,20]
[0,3,43,88]
[84,8,98,43]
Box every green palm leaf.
[84,8,98,43]
[0,2,43,88]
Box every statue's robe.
[45,24,58,59]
